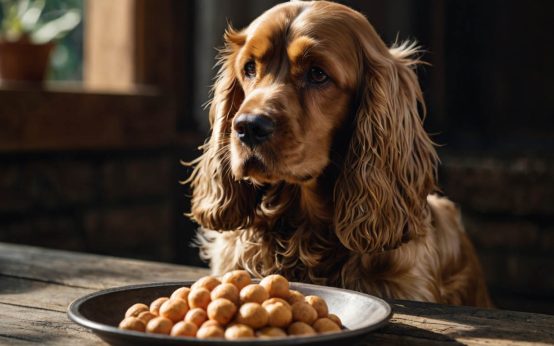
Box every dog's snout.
[233,114,275,148]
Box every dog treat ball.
[191,276,221,292]
[159,298,189,322]
[146,316,173,334]
[287,321,316,336]
[222,270,252,291]
[137,311,157,324]
[236,302,269,329]
[260,274,290,298]
[240,284,269,304]
[125,303,149,318]
[170,287,191,301]
[185,308,208,328]
[262,297,290,309]
[305,295,328,318]
[201,320,222,329]
[170,321,198,337]
[207,298,237,325]
[328,313,342,328]
[211,283,239,305]
[224,323,255,339]
[188,287,211,310]
[312,318,341,333]
[265,302,292,328]
[197,325,225,339]
[291,301,318,324]
[149,297,169,315]
[119,317,146,332]
[287,290,305,305]
[256,326,287,338]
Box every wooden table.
[1,242,553,345]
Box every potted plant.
[0,0,81,82]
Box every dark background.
[1,0,553,314]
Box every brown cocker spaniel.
[188,1,492,307]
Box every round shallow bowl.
[68,281,391,345]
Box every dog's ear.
[333,30,438,253]
[188,27,257,231]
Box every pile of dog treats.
[119,271,343,339]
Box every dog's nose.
[233,114,275,148]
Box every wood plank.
[0,302,102,345]
[0,276,93,313]
[0,88,175,152]
[0,242,210,289]
[369,301,554,346]
[2,242,554,346]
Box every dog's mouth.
[231,136,320,184]
[236,155,315,185]
[235,155,272,184]
[243,156,267,176]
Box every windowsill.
[0,80,159,96]
[0,81,176,152]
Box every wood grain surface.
[0,242,552,345]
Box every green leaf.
[21,0,44,32]
[30,8,80,43]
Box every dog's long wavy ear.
[188,27,257,231]
[334,26,438,253]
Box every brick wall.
[439,155,554,314]
[0,151,180,262]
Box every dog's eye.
[244,61,256,78]
[307,66,329,84]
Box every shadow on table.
[361,321,466,345]
[378,300,554,345]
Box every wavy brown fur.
[187,1,492,307]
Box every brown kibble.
[188,288,211,310]
[201,320,221,328]
[328,313,342,328]
[119,317,146,332]
[239,284,269,304]
[222,270,252,291]
[259,274,290,298]
[256,327,287,339]
[256,326,287,338]
[211,283,239,305]
[262,297,290,309]
[287,290,305,305]
[291,301,318,324]
[185,308,208,328]
[287,321,316,336]
[136,311,157,324]
[170,321,198,337]
[236,302,268,329]
[207,298,237,325]
[170,287,191,301]
[146,316,173,334]
[305,295,328,318]
[197,325,225,339]
[313,318,341,333]
[119,272,343,339]
[191,276,221,292]
[224,324,254,339]
[149,297,169,315]
[125,303,149,318]
[159,298,189,322]
[265,302,292,328]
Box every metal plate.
[68,281,391,345]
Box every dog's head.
[190,1,438,253]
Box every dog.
[188,0,492,307]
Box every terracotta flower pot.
[0,40,55,82]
